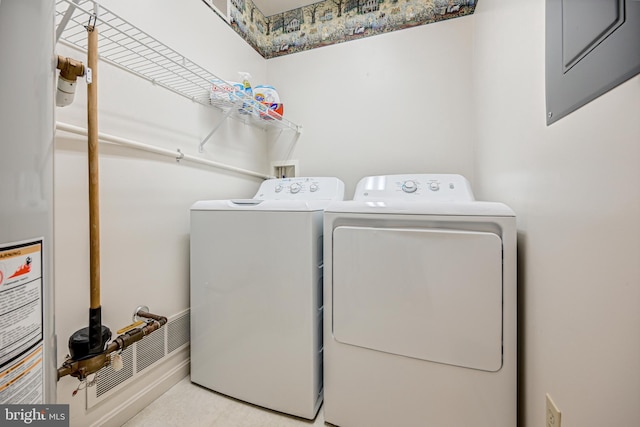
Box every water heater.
[0,1,57,404]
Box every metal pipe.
[57,311,168,380]
[56,55,85,82]
[107,316,166,354]
[136,311,168,324]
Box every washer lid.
[190,199,335,211]
[254,177,345,201]
[191,177,345,212]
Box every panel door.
[332,226,503,372]
[546,0,640,124]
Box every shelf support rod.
[268,125,302,165]
[199,109,234,152]
[270,124,303,145]
[282,126,302,161]
[56,0,82,43]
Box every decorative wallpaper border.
[206,0,477,59]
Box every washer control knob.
[402,180,418,193]
[310,183,319,192]
[429,182,440,191]
[290,183,301,194]
[275,184,283,193]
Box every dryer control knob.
[290,183,301,194]
[402,180,418,193]
[310,183,319,192]
[429,182,440,191]
[275,185,283,193]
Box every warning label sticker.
[0,240,43,370]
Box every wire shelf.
[55,0,301,135]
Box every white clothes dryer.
[323,174,516,427]
[190,177,344,420]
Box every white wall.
[54,0,269,425]
[472,1,640,427]
[266,17,476,197]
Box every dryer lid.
[324,200,515,216]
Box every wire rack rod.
[54,0,301,134]
[56,122,273,180]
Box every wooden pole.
[86,24,107,354]
[87,25,100,311]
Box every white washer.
[190,177,344,420]
[323,174,516,427]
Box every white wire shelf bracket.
[54,0,302,150]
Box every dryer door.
[332,226,503,371]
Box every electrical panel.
[545,0,640,124]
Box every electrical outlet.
[546,394,562,427]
